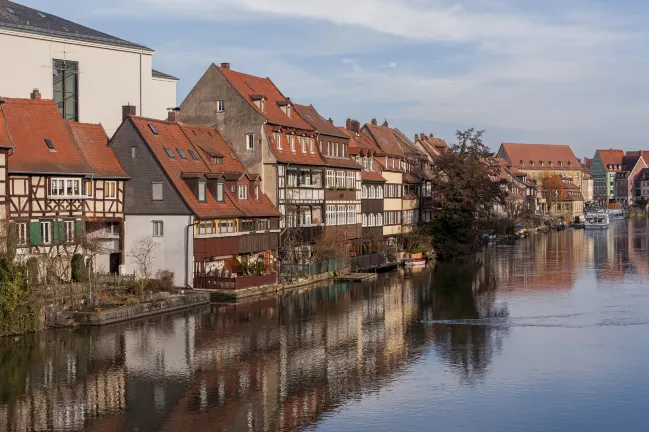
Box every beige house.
[0,1,177,135]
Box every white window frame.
[254,185,259,200]
[105,181,117,200]
[309,138,314,154]
[377,186,383,198]
[64,220,75,243]
[245,134,254,150]
[290,135,296,152]
[198,181,206,202]
[40,221,51,245]
[216,182,224,202]
[275,132,282,150]
[336,171,345,188]
[362,185,368,199]
[369,185,376,199]
[346,172,355,189]
[337,205,346,225]
[17,222,27,246]
[152,182,163,201]
[301,137,306,153]
[376,213,383,226]
[85,180,94,198]
[368,214,375,226]
[326,170,335,188]
[238,185,248,200]
[362,214,367,227]
[49,178,83,199]
[217,100,225,112]
[327,205,337,226]
[153,221,164,237]
[347,205,355,225]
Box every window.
[363,157,368,171]
[105,181,117,199]
[362,214,368,227]
[40,221,52,244]
[177,149,187,159]
[198,221,216,235]
[327,205,337,225]
[50,178,82,198]
[44,138,55,152]
[377,185,383,198]
[347,205,356,224]
[164,148,175,158]
[217,100,225,112]
[337,205,346,225]
[301,137,306,153]
[186,149,198,160]
[369,185,376,198]
[275,133,282,149]
[341,144,346,157]
[309,138,314,154]
[290,135,295,152]
[346,172,355,189]
[254,185,259,200]
[152,182,163,201]
[238,185,248,199]
[216,181,224,202]
[287,169,298,187]
[198,181,206,202]
[326,170,335,188]
[376,213,383,226]
[131,146,137,159]
[362,185,368,198]
[319,140,323,152]
[218,220,236,233]
[245,134,254,150]
[153,221,164,237]
[148,124,159,135]
[64,220,75,243]
[107,222,120,235]
[369,214,376,226]
[336,171,345,188]
[335,142,339,157]
[53,59,78,121]
[300,206,312,226]
[17,223,27,246]
[300,169,311,186]
[85,180,94,198]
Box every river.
[2,220,649,431]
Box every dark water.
[2,220,649,431]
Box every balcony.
[193,273,278,290]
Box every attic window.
[164,148,175,158]
[246,81,254,91]
[6,7,14,13]
[188,149,199,160]
[177,148,187,159]
[558,161,563,167]
[568,161,572,167]
[45,138,55,152]
[520,160,525,166]
[211,157,223,165]
[148,124,159,135]
[38,12,46,18]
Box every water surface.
[2,220,649,431]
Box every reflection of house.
[615,155,646,205]
[0,0,177,135]
[180,63,325,261]
[110,112,280,288]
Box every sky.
[19,0,649,157]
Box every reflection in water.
[2,220,649,431]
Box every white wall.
[123,215,194,287]
[0,31,176,136]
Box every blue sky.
[20,0,649,157]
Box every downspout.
[186,217,200,288]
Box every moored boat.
[404,258,426,268]
[609,209,625,220]
[584,212,609,229]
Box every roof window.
[148,124,159,135]
[45,138,55,152]
[6,7,14,13]
[177,148,187,159]
[164,148,175,158]
[188,149,199,160]
[246,81,254,91]
[38,12,46,18]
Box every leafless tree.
[129,236,158,295]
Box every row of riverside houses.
[588,149,649,206]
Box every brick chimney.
[167,107,181,123]
[420,133,425,141]
[346,118,352,131]
[328,118,334,125]
[382,119,388,127]
[220,62,231,69]
[371,118,377,126]
[346,119,360,133]
[30,88,41,100]
[122,105,136,121]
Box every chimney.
[220,62,231,69]
[328,118,334,125]
[371,118,377,126]
[30,88,41,100]
[420,133,425,141]
[382,119,388,127]
[167,107,181,123]
[346,118,352,131]
[351,120,360,133]
[122,105,136,121]
[429,133,434,138]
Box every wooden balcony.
[194,231,280,261]
[193,273,278,290]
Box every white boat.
[404,258,426,268]
[584,212,609,229]
[608,209,625,220]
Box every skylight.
[188,150,199,160]
[38,12,46,18]
[177,148,187,159]
[148,124,159,135]
[246,81,254,91]
[6,7,14,13]
[164,148,175,158]
[44,138,55,151]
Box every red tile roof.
[293,104,347,138]
[596,149,625,171]
[362,124,405,158]
[129,117,279,219]
[361,171,387,182]
[499,143,581,170]
[339,127,383,156]
[217,65,314,131]
[416,133,448,158]
[0,98,92,175]
[265,125,326,166]
[66,122,129,179]
[179,124,245,174]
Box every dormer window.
[238,185,248,200]
[568,161,572,167]
[211,156,223,164]
[370,158,374,171]
[290,135,296,152]
[549,161,553,167]
[216,181,224,202]
[287,105,291,117]
[198,180,206,202]
[275,132,282,150]
[539,161,544,167]
[309,138,314,154]
[254,185,259,200]
[301,137,306,153]
[520,160,525,166]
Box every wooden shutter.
[75,219,82,240]
[53,221,64,243]
[29,221,40,246]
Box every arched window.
[376,213,383,226]
[369,214,376,226]
[369,185,376,198]
[362,214,367,227]
[377,185,383,198]
[362,185,368,199]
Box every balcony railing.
[193,273,278,290]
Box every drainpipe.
[186,217,200,288]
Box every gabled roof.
[416,133,448,159]
[499,143,580,169]
[216,65,314,130]
[361,171,387,183]
[595,149,625,171]
[621,155,642,172]
[66,122,129,179]
[324,155,361,170]
[293,104,347,138]
[128,117,278,219]
[0,97,92,175]
[339,127,383,156]
[152,69,178,81]
[362,124,405,158]
[265,125,326,166]
[0,0,152,52]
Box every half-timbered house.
[109,112,281,289]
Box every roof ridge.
[216,64,272,82]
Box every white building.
[0,0,177,136]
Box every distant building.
[0,0,177,135]
[590,149,625,204]
[615,155,647,205]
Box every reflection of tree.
[428,260,509,385]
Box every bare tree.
[311,230,349,264]
[129,236,158,296]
